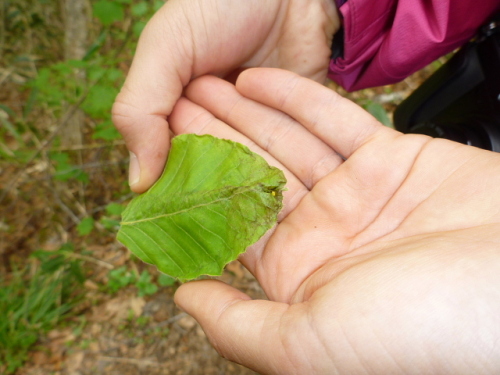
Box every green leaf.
[92,120,121,141]
[365,101,392,127]
[50,152,89,183]
[158,273,175,287]
[0,104,16,118]
[136,270,158,297]
[100,217,120,230]
[92,1,124,26]
[117,134,286,281]
[0,116,22,143]
[77,217,94,236]
[154,1,164,12]
[13,150,36,163]
[106,202,125,216]
[107,266,135,293]
[83,31,108,61]
[132,20,147,37]
[131,2,149,17]
[83,85,118,118]
[0,141,15,159]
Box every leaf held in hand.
[117,134,286,281]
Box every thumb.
[112,67,183,193]
[112,6,191,193]
[111,101,174,193]
[174,280,294,375]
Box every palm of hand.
[266,133,500,301]
[171,69,500,374]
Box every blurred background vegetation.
[0,0,432,373]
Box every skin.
[169,68,500,375]
[112,0,339,193]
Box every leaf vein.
[159,142,189,195]
[185,148,233,193]
[129,224,185,273]
[167,216,218,264]
[149,220,198,266]
[169,141,213,196]
[121,186,263,225]
[187,209,232,252]
[118,230,154,263]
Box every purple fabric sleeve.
[328,0,500,91]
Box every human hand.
[170,68,500,374]
[112,0,339,193]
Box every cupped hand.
[112,0,339,193]
[170,69,500,375]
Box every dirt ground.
[18,261,262,375]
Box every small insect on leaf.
[117,134,286,282]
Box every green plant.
[106,266,171,296]
[77,217,95,236]
[107,266,136,293]
[99,202,125,231]
[0,104,24,160]
[0,245,85,374]
[158,273,175,287]
[134,315,151,327]
[364,101,392,127]
[28,59,125,144]
[136,270,158,296]
[49,151,89,183]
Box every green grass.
[0,247,84,374]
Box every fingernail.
[129,152,140,186]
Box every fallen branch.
[97,356,161,367]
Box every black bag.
[394,13,500,152]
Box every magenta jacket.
[328,0,500,90]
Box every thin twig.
[53,159,129,176]
[0,69,11,87]
[66,252,114,269]
[89,192,135,215]
[51,188,81,225]
[154,312,188,328]
[45,140,125,152]
[5,158,128,187]
[59,185,87,217]
[97,356,161,367]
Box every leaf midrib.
[120,185,267,226]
